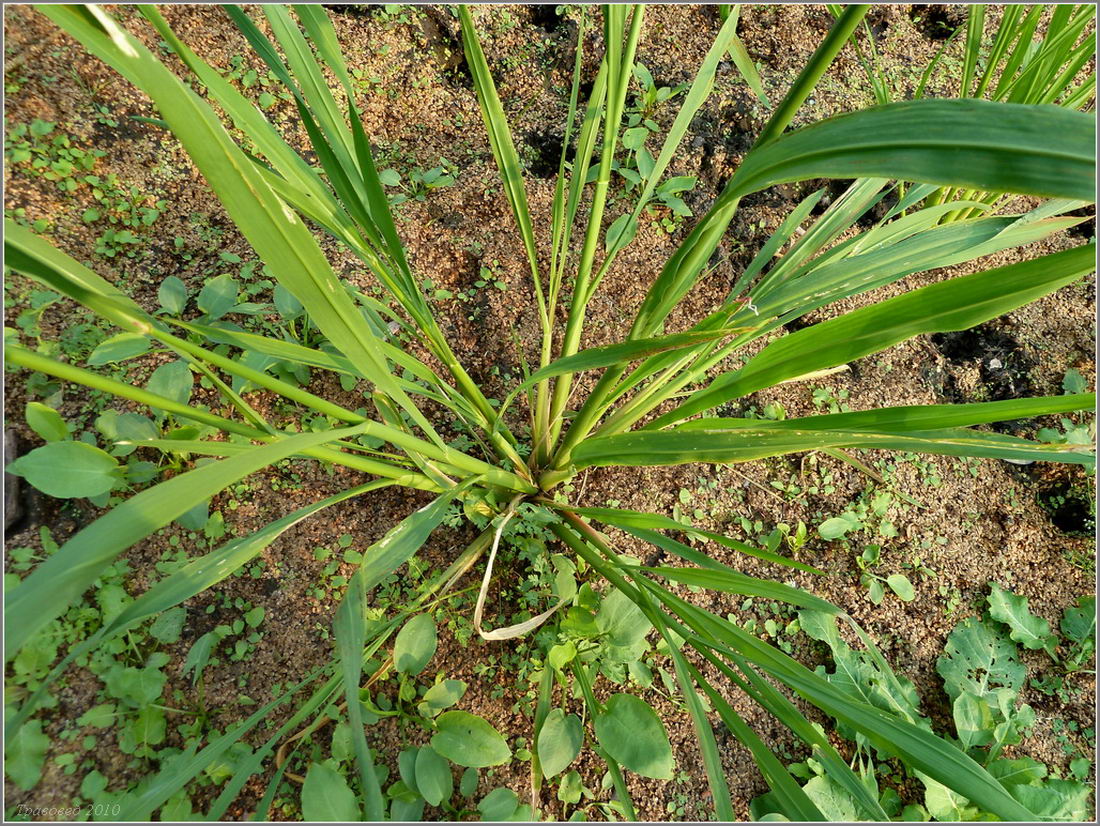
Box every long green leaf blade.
[654,244,1095,425]
[5,423,372,656]
[677,394,1097,434]
[576,425,1094,469]
[640,592,736,821]
[727,99,1095,203]
[559,504,821,573]
[459,6,543,313]
[38,5,441,446]
[334,484,464,819]
[645,566,837,613]
[720,6,770,106]
[649,587,1037,822]
[334,570,385,821]
[688,662,827,821]
[6,481,389,742]
[502,328,736,417]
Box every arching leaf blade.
[653,244,1095,426]
[5,423,373,657]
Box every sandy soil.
[4,4,1095,821]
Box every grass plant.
[4,4,1096,820]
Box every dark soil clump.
[524,127,565,178]
[1066,206,1096,240]
[1039,481,1096,537]
[866,6,905,41]
[909,4,967,40]
[419,7,472,85]
[529,4,565,34]
[321,5,375,18]
[932,323,1035,412]
[783,315,815,335]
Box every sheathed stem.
[545,5,645,459]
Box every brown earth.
[3,3,1095,822]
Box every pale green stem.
[6,346,538,493]
[545,5,871,474]
[544,6,645,459]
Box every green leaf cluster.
[2,3,1094,822]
